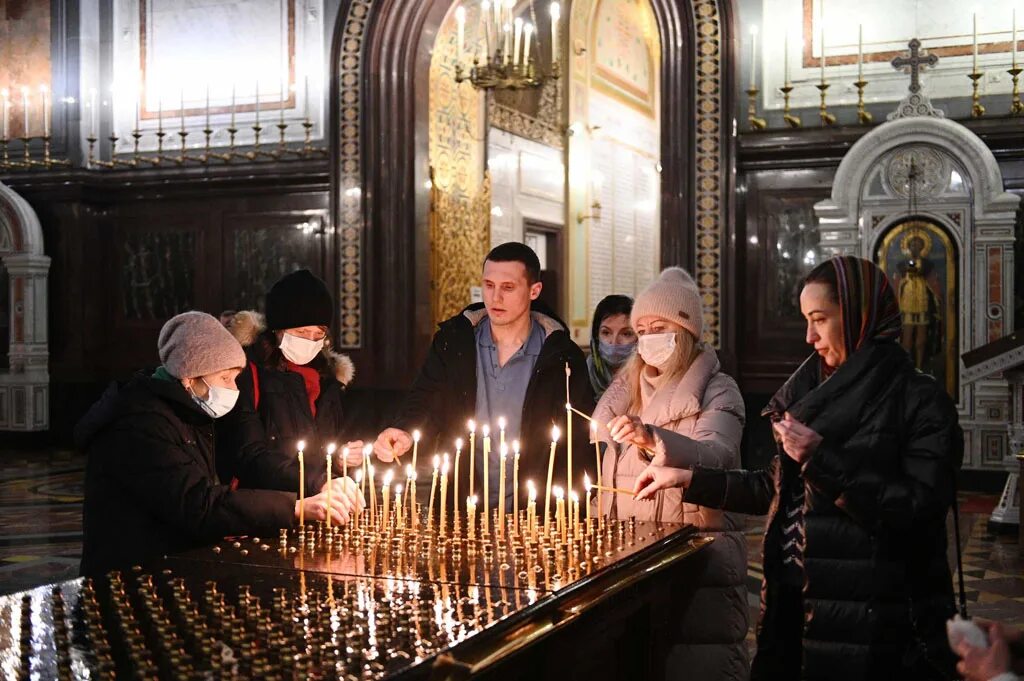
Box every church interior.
[1,0,1024,678]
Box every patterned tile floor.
[1,449,1022,642]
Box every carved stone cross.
[891,39,938,94]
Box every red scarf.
[285,361,321,418]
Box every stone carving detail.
[881,146,950,199]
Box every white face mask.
[637,332,677,369]
[280,332,324,365]
[191,378,239,419]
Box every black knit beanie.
[264,270,333,330]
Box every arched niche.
[815,117,1020,470]
[0,182,51,431]
[329,0,735,386]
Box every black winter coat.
[396,301,596,501]
[217,313,355,496]
[687,341,962,680]
[76,373,296,577]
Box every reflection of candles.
[297,440,306,526]
[857,25,864,81]
[455,6,466,64]
[482,425,491,533]
[545,426,560,532]
[498,444,507,537]
[513,18,523,66]
[550,3,560,65]
[584,474,592,524]
[454,438,463,531]
[440,455,449,533]
[973,13,979,73]
[523,23,534,65]
[512,440,520,534]
[412,429,421,471]
[468,420,476,497]
[325,443,335,533]
[21,87,29,136]
[428,455,440,529]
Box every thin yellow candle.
[428,455,440,529]
[482,424,491,534]
[545,426,560,532]
[498,443,508,538]
[395,484,403,528]
[467,495,477,539]
[412,429,421,470]
[361,447,369,496]
[554,486,566,543]
[565,362,572,495]
[297,440,306,527]
[570,490,579,535]
[339,444,348,480]
[405,464,415,527]
[354,468,363,530]
[512,440,520,534]
[584,473,592,525]
[454,438,463,532]
[591,421,602,516]
[325,443,336,533]
[498,416,506,452]
[382,469,393,531]
[527,480,537,540]
[368,464,377,528]
[440,455,450,534]
[468,420,477,497]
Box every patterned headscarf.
[829,255,902,362]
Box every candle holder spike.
[779,85,802,128]
[745,87,767,131]
[854,79,873,124]
[815,82,837,126]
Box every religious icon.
[877,220,958,396]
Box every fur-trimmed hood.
[228,310,355,386]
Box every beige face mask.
[637,332,676,369]
[280,332,323,365]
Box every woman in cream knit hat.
[592,267,749,680]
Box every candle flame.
[512,439,520,454]
[443,452,450,466]
[554,486,564,499]
[470,495,478,505]
[395,484,402,496]
[442,460,449,475]
[565,402,571,410]
[383,469,394,486]
[297,440,306,452]
[369,464,375,477]
[551,425,561,442]
[498,416,506,429]
[570,490,579,502]
[412,429,421,442]
[590,420,598,433]
[433,454,440,469]
[326,442,337,455]
[405,464,414,477]
[584,473,592,491]
[455,437,464,451]
[355,469,363,483]
[482,424,490,437]
[467,419,476,433]
[455,5,466,22]
[528,484,537,501]
[362,444,373,456]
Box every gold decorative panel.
[428,2,490,326]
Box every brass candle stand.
[815,82,837,126]
[968,71,985,117]
[1009,67,1023,116]
[779,84,802,128]
[745,87,767,131]
[854,79,873,124]
[0,136,71,171]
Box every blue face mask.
[599,339,636,366]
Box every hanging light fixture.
[454,0,561,90]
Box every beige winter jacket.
[592,347,751,680]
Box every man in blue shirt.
[373,242,594,518]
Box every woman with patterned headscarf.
[633,256,964,680]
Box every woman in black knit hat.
[217,269,364,502]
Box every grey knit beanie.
[630,267,703,340]
[158,311,247,379]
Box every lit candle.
[527,480,537,540]
[279,77,286,126]
[340,444,348,480]
[1,89,8,139]
[297,440,306,526]
[454,438,463,531]
[498,443,508,537]
[584,474,592,525]
[395,485,403,528]
[545,426,560,532]
[512,440,520,534]
[89,88,98,139]
[382,469,393,531]
[205,83,211,130]
[513,18,523,66]
[428,455,440,529]
[482,424,491,533]
[857,24,864,81]
[406,464,416,527]
[362,444,372,499]
[157,95,163,133]
[179,88,186,133]
[354,468,363,530]
[554,486,566,543]
[783,33,790,85]
[412,429,421,471]
[21,86,29,137]
[1013,9,1018,69]
[973,13,979,73]
[468,420,477,497]
[749,26,758,87]
[565,364,573,497]
[440,455,450,534]
[591,421,602,516]
[819,1,826,83]
[134,90,140,132]
[40,85,49,137]
[456,6,466,65]
[325,443,335,532]
[570,490,579,535]
[481,1,493,56]
[368,464,377,527]
[467,495,477,539]
[254,80,260,127]
[523,23,534,65]
[498,416,506,452]
[303,75,310,120]
[550,3,560,65]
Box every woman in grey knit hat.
[76,311,362,576]
[591,267,749,681]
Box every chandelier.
[454,1,561,91]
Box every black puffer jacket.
[396,301,595,497]
[687,341,962,680]
[76,372,296,577]
[217,311,356,496]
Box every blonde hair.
[623,330,700,414]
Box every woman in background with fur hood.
[217,269,363,498]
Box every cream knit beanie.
[158,311,247,379]
[630,267,703,340]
